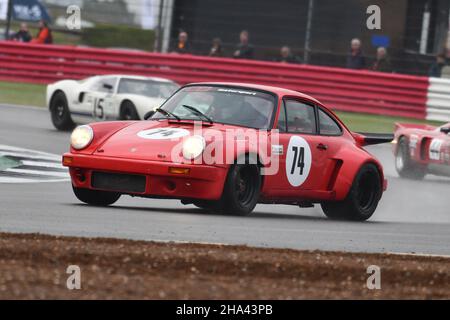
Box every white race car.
[46,75,179,130]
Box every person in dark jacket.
[346,38,366,69]
[233,30,254,59]
[429,53,447,78]
[372,47,392,72]
[208,38,223,57]
[31,20,53,44]
[11,23,32,43]
[171,31,191,54]
[275,46,302,64]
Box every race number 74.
[290,146,305,175]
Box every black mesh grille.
[91,171,146,193]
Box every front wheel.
[50,91,75,130]
[395,136,426,180]
[321,163,382,221]
[217,163,261,216]
[72,186,121,206]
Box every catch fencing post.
[303,0,314,64]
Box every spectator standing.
[233,30,254,59]
[171,31,191,54]
[372,47,392,72]
[346,38,365,69]
[208,38,223,57]
[11,23,32,43]
[429,53,447,77]
[275,46,301,64]
[31,20,53,44]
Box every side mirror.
[440,127,450,134]
[144,110,156,120]
[103,83,113,91]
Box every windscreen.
[152,86,276,129]
[118,79,178,99]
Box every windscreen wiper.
[154,108,180,121]
[181,105,213,124]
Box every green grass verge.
[335,111,444,133]
[0,81,46,107]
[0,81,444,132]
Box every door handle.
[317,143,328,151]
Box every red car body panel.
[393,122,450,176]
[63,82,387,204]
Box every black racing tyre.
[50,91,75,130]
[216,162,261,216]
[321,163,382,222]
[395,136,426,180]
[120,101,140,120]
[72,186,121,206]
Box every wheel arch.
[332,149,385,200]
[119,99,141,120]
[233,151,265,190]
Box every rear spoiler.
[352,132,394,146]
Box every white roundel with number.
[137,127,190,140]
[285,136,312,187]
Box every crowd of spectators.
[169,30,408,74]
[170,29,449,77]
[8,20,53,44]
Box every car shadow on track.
[68,203,385,224]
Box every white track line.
[4,168,69,178]
[387,252,450,259]
[21,160,65,169]
[145,240,450,258]
[0,144,69,183]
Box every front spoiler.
[63,153,228,200]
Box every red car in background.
[394,122,450,179]
[63,83,392,221]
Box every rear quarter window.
[318,108,342,136]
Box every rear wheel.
[120,101,140,120]
[72,186,121,206]
[321,163,382,221]
[395,136,426,180]
[50,91,75,130]
[216,162,261,216]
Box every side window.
[92,77,117,93]
[318,108,342,136]
[277,103,287,132]
[284,100,316,134]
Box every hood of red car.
[94,120,234,162]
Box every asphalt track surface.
[0,104,449,255]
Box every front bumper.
[63,153,228,200]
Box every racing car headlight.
[182,135,205,160]
[70,125,94,150]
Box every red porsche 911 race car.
[393,122,450,179]
[63,83,392,221]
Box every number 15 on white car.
[46,75,179,130]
